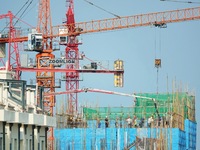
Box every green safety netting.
[83,92,195,121]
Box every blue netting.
[54,120,196,150]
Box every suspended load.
[155,59,161,68]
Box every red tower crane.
[64,0,80,115]
[0,11,21,79]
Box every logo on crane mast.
[48,58,75,64]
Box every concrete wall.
[0,70,56,150]
[0,122,48,150]
[0,109,56,150]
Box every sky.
[0,0,200,148]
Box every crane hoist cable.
[83,0,120,18]
[21,0,38,19]
[14,0,33,26]
[15,0,31,17]
[154,23,164,94]
[160,0,200,4]
[154,27,160,94]
[0,0,32,33]
[153,26,164,118]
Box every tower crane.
[0,2,200,149]
[0,11,21,79]
[64,0,81,115]
[36,1,55,149]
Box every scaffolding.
[83,92,195,126]
[55,91,196,150]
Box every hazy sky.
[1,0,199,148]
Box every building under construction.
[0,67,197,149]
[54,91,196,150]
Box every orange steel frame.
[37,0,55,149]
[52,7,200,36]
[1,7,200,44]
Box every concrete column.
[0,83,3,104]
[45,127,48,150]
[22,125,28,150]
[26,89,30,105]
[40,127,45,150]
[2,122,6,150]
[3,83,8,107]
[30,90,35,105]
[18,124,21,150]
[11,124,18,150]
[32,125,35,150]
[34,126,39,150]
[5,123,13,150]
[27,125,33,150]
[37,126,41,150]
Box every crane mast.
[65,0,80,115]
[37,0,55,149]
[0,12,21,79]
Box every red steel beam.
[13,67,124,73]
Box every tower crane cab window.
[28,33,43,51]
